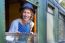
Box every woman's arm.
[30,21,34,34]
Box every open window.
[5,0,37,33]
[5,0,37,43]
[47,4,55,43]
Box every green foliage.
[60,0,65,8]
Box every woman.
[9,2,35,34]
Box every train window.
[5,0,37,32]
[5,0,37,43]
[58,13,65,42]
[47,5,54,43]
[48,6,54,14]
[47,4,54,14]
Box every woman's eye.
[24,12,31,14]
[27,12,30,14]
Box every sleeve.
[9,20,17,33]
[30,21,34,34]
[30,21,34,32]
[30,21,34,28]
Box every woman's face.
[22,9,32,21]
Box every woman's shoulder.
[11,19,20,24]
